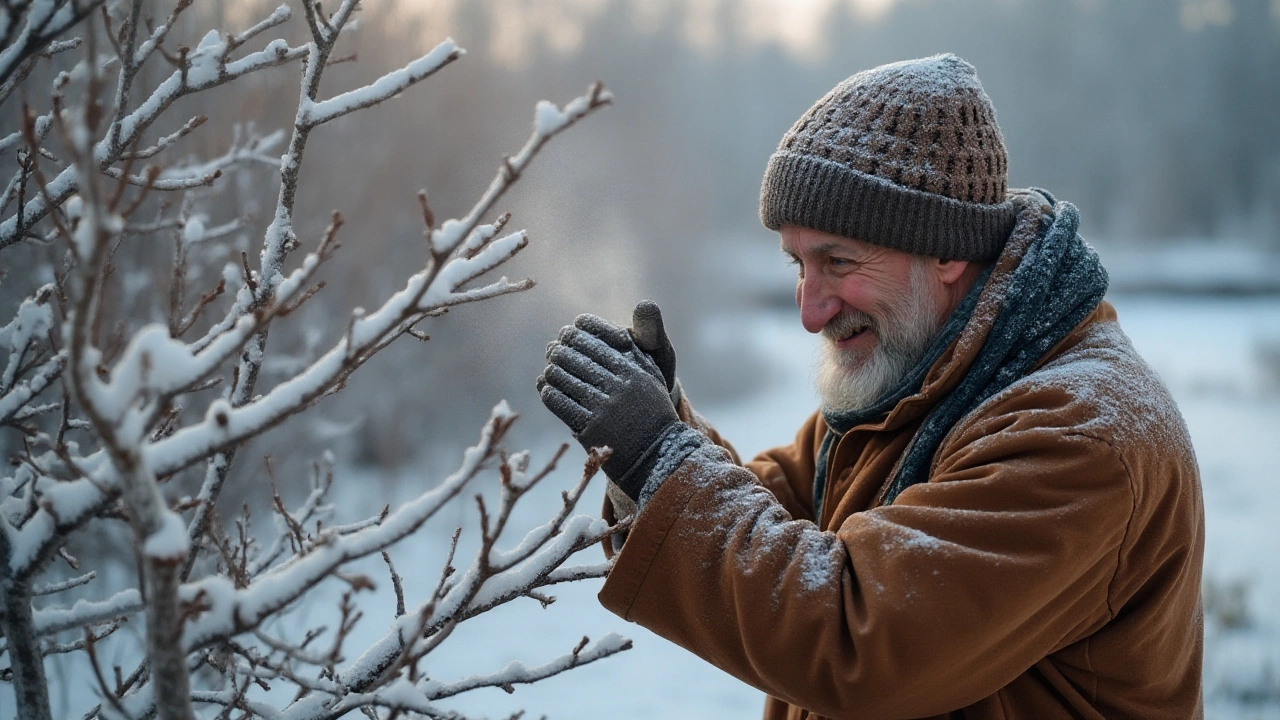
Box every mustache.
[821,310,876,342]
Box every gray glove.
[629,300,680,404]
[537,313,683,501]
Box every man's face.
[779,226,952,412]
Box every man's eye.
[829,256,854,268]
[783,254,802,272]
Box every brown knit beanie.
[760,54,1017,261]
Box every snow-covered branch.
[0,3,308,251]
[0,352,66,425]
[0,0,103,92]
[31,569,95,596]
[33,588,143,637]
[300,38,463,128]
[426,633,632,701]
[313,447,625,707]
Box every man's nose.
[796,272,841,335]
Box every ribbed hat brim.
[760,152,1017,262]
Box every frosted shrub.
[0,2,625,718]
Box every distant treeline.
[184,0,1280,464]
[475,0,1280,245]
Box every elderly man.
[537,54,1203,719]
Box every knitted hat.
[760,54,1017,261]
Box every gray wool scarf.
[813,190,1109,517]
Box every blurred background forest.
[4,0,1279,476]
[119,0,1280,474]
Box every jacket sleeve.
[682,395,821,522]
[599,392,751,559]
[675,393,741,464]
[597,393,1134,719]
[602,398,817,557]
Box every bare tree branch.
[0,0,106,93]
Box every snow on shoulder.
[1005,316,1194,455]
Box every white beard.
[814,260,946,413]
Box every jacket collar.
[850,189,1060,434]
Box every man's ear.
[934,258,970,286]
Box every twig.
[118,115,207,160]
[426,634,633,701]
[382,551,406,618]
[42,620,121,655]
[31,570,97,596]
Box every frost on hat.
[760,54,1018,261]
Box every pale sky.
[388,0,904,68]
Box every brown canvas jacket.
[598,299,1205,720]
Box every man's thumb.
[632,300,666,352]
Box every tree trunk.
[1,574,53,720]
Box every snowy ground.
[17,292,1280,719]
[1113,294,1280,720]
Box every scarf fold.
[813,189,1109,518]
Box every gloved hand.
[538,313,683,502]
[629,300,680,405]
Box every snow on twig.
[314,447,621,705]
[0,0,103,91]
[226,4,292,53]
[0,351,66,424]
[110,39,307,156]
[31,569,96,596]
[310,634,631,719]
[300,39,463,128]
[33,588,143,638]
[128,0,194,69]
[0,110,53,155]
[543,561,614,585]
[425,633,632,701]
